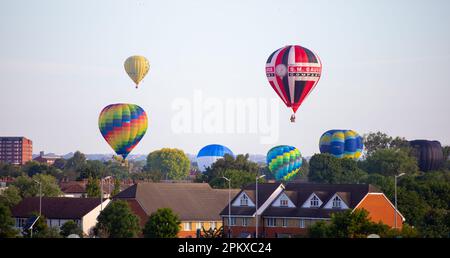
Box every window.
[280,196,288,207]
[16,218,27,228]
[242,218,249,226]
[184,222,192,231]
[196,222,202,230]
[210,221,216,229]
[240,194,249,206]
[282,218,287,227]
[299,219,305,228]
[332,196,342,209]
[267,218,276,227]
[310,195,320,207]
[230,217,236,226]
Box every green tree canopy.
[111,178,121,197]
[95,200,140,238]
[363,131,410,156]
[361,149,419,177]
[60,220,83,238]
[0,185,22,208]
[86,177,101,198]
[308,154,366,184]
[65,151,87,171]
[12,174,62,198]
[145,148,190,180]
[143,208,181,238]
[0,203,18,238]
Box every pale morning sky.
[0,0,449,156]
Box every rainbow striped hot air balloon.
[98,103,148,159]
[266,145,302,181]
[319,130,363,159]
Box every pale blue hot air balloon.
[196,144,234,173]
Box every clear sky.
[1,0,449,156]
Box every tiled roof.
[114,182,240,221]
[11,197,105,219]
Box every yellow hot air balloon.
[124,55,150,88]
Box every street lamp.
[394,173,405,229]
[221,176,231,238]
[255,174,266,238]
[33,180,42,217]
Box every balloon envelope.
[98,103,148,159]
[196,144,234,172]
[266,145,302,181]
[409,140,444,172]
[124,55,150,88]
[319,130,363,159]
[265,45,322,116]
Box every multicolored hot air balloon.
[124,55,150,88]
[409,140,444,172]
[98,103,148,159]
[319,130,363,159]
[196,144,234,172]
[267,145,302,181]
[265,45,322,122]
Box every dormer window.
[332,196,341,209]
[310,195,320,207]
[280,196,288,207]
[240,194,249,206]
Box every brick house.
[114,182,240,238]
[220,183,405,238]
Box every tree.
[52,158,67,170]
[363,132,410,156]
[0,185,22,208]
[79,160,106,180]
[12,174,62,198]
[201,226,223,238]
[419,209,449,238]
[143,208,180,238]
[0,162,22,177]
[363,173,395,200]
[86,177,101,198]
[308,154,366,184]
[0,203,18,238]
[111,178,121,197]
[361,149,419,177]
[145,148,190,180]
[65,151,87,171]
[308,209,390,238]
[198,154,262,188]
[60,220,83,238]
[95,200,140,238]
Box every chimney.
[40,151,44,157]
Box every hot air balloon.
[319,130,363,159]
[409,140,444,172]
[196,144,234,172]
[124,55,150,88]
[265,45,322,122]
[266,145,302,181]
[98,103,148,160]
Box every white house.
[11,197,110,236]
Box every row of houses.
[9,182,404,238]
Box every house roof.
[262,183,381,218]
[11,197,105,219]
[60,181,86,194]
[114,182,240,221]
[220,182,382,219]
[220,183,283,216]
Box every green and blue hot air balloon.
[319,130,363,159]
[266,145,302,181]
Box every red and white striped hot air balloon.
[265,45,322,122]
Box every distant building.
[0,137,33,165]
[221,183,405,238]
[59,177,134,198]
[114,182,240,238]
[33,151,61,165]
[11,197,110,236]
